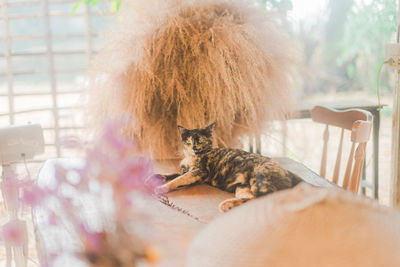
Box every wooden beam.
[391,0,400,207]
[392,70,400,206]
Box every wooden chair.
[310,105,373,193]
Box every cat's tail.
[251,170,303,198]
[288,171,303,187]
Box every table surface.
[33,157,334,267]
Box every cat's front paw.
[218,199,237,212]
[154,185,170,195]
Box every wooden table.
[33,157,334,267]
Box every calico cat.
[154,122,303,212]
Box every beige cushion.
[187,183,400,267]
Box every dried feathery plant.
[88,0,299,159]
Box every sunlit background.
[0,0,396,201]
[0,0,398,264]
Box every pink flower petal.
[48,211,58,226]
[22,184,45,207]
[118,157,153,190]
[79,224,103,253]
[1,220,27,246]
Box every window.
[0,0,112,166]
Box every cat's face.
[178,122,215,155]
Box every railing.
[0,0,112,162]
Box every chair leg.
[361,158,367,195]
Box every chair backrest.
[310,105,373,193]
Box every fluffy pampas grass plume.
[88,0,299,159]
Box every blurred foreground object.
[187,183,400,267]
[0,124,44,164]
[0,124,44,267]
[33,121,159,267]
[88,0,299,159]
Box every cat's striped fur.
[155,122,303,211]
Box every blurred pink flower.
[119,157,153,190]
[32,119,156,265]
[1,220,27,246]
[22,184,46,207]
[144,174,164,191]
[48,211,58,226]
[76,119,156,194]
[60,135,84,149]
[1,176,19,205]
[53,164,68,189]
[79,224,103,254]
[42,253,58,267]
[100,119,137,155]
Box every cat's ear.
[205,121,216,133]
[177,125,186,135]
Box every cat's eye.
[199,137,206,143]
[185,139,192,145]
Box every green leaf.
[90,0,99,6]
[264,0,278,7]
[346,63,356,79]
[381,106,392,118]
[286,0,293,10]
[269,0,278,7]
[271,0,293,10]
[110,0,121,13]
[71,1,81,14]
[83,0,89,4]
